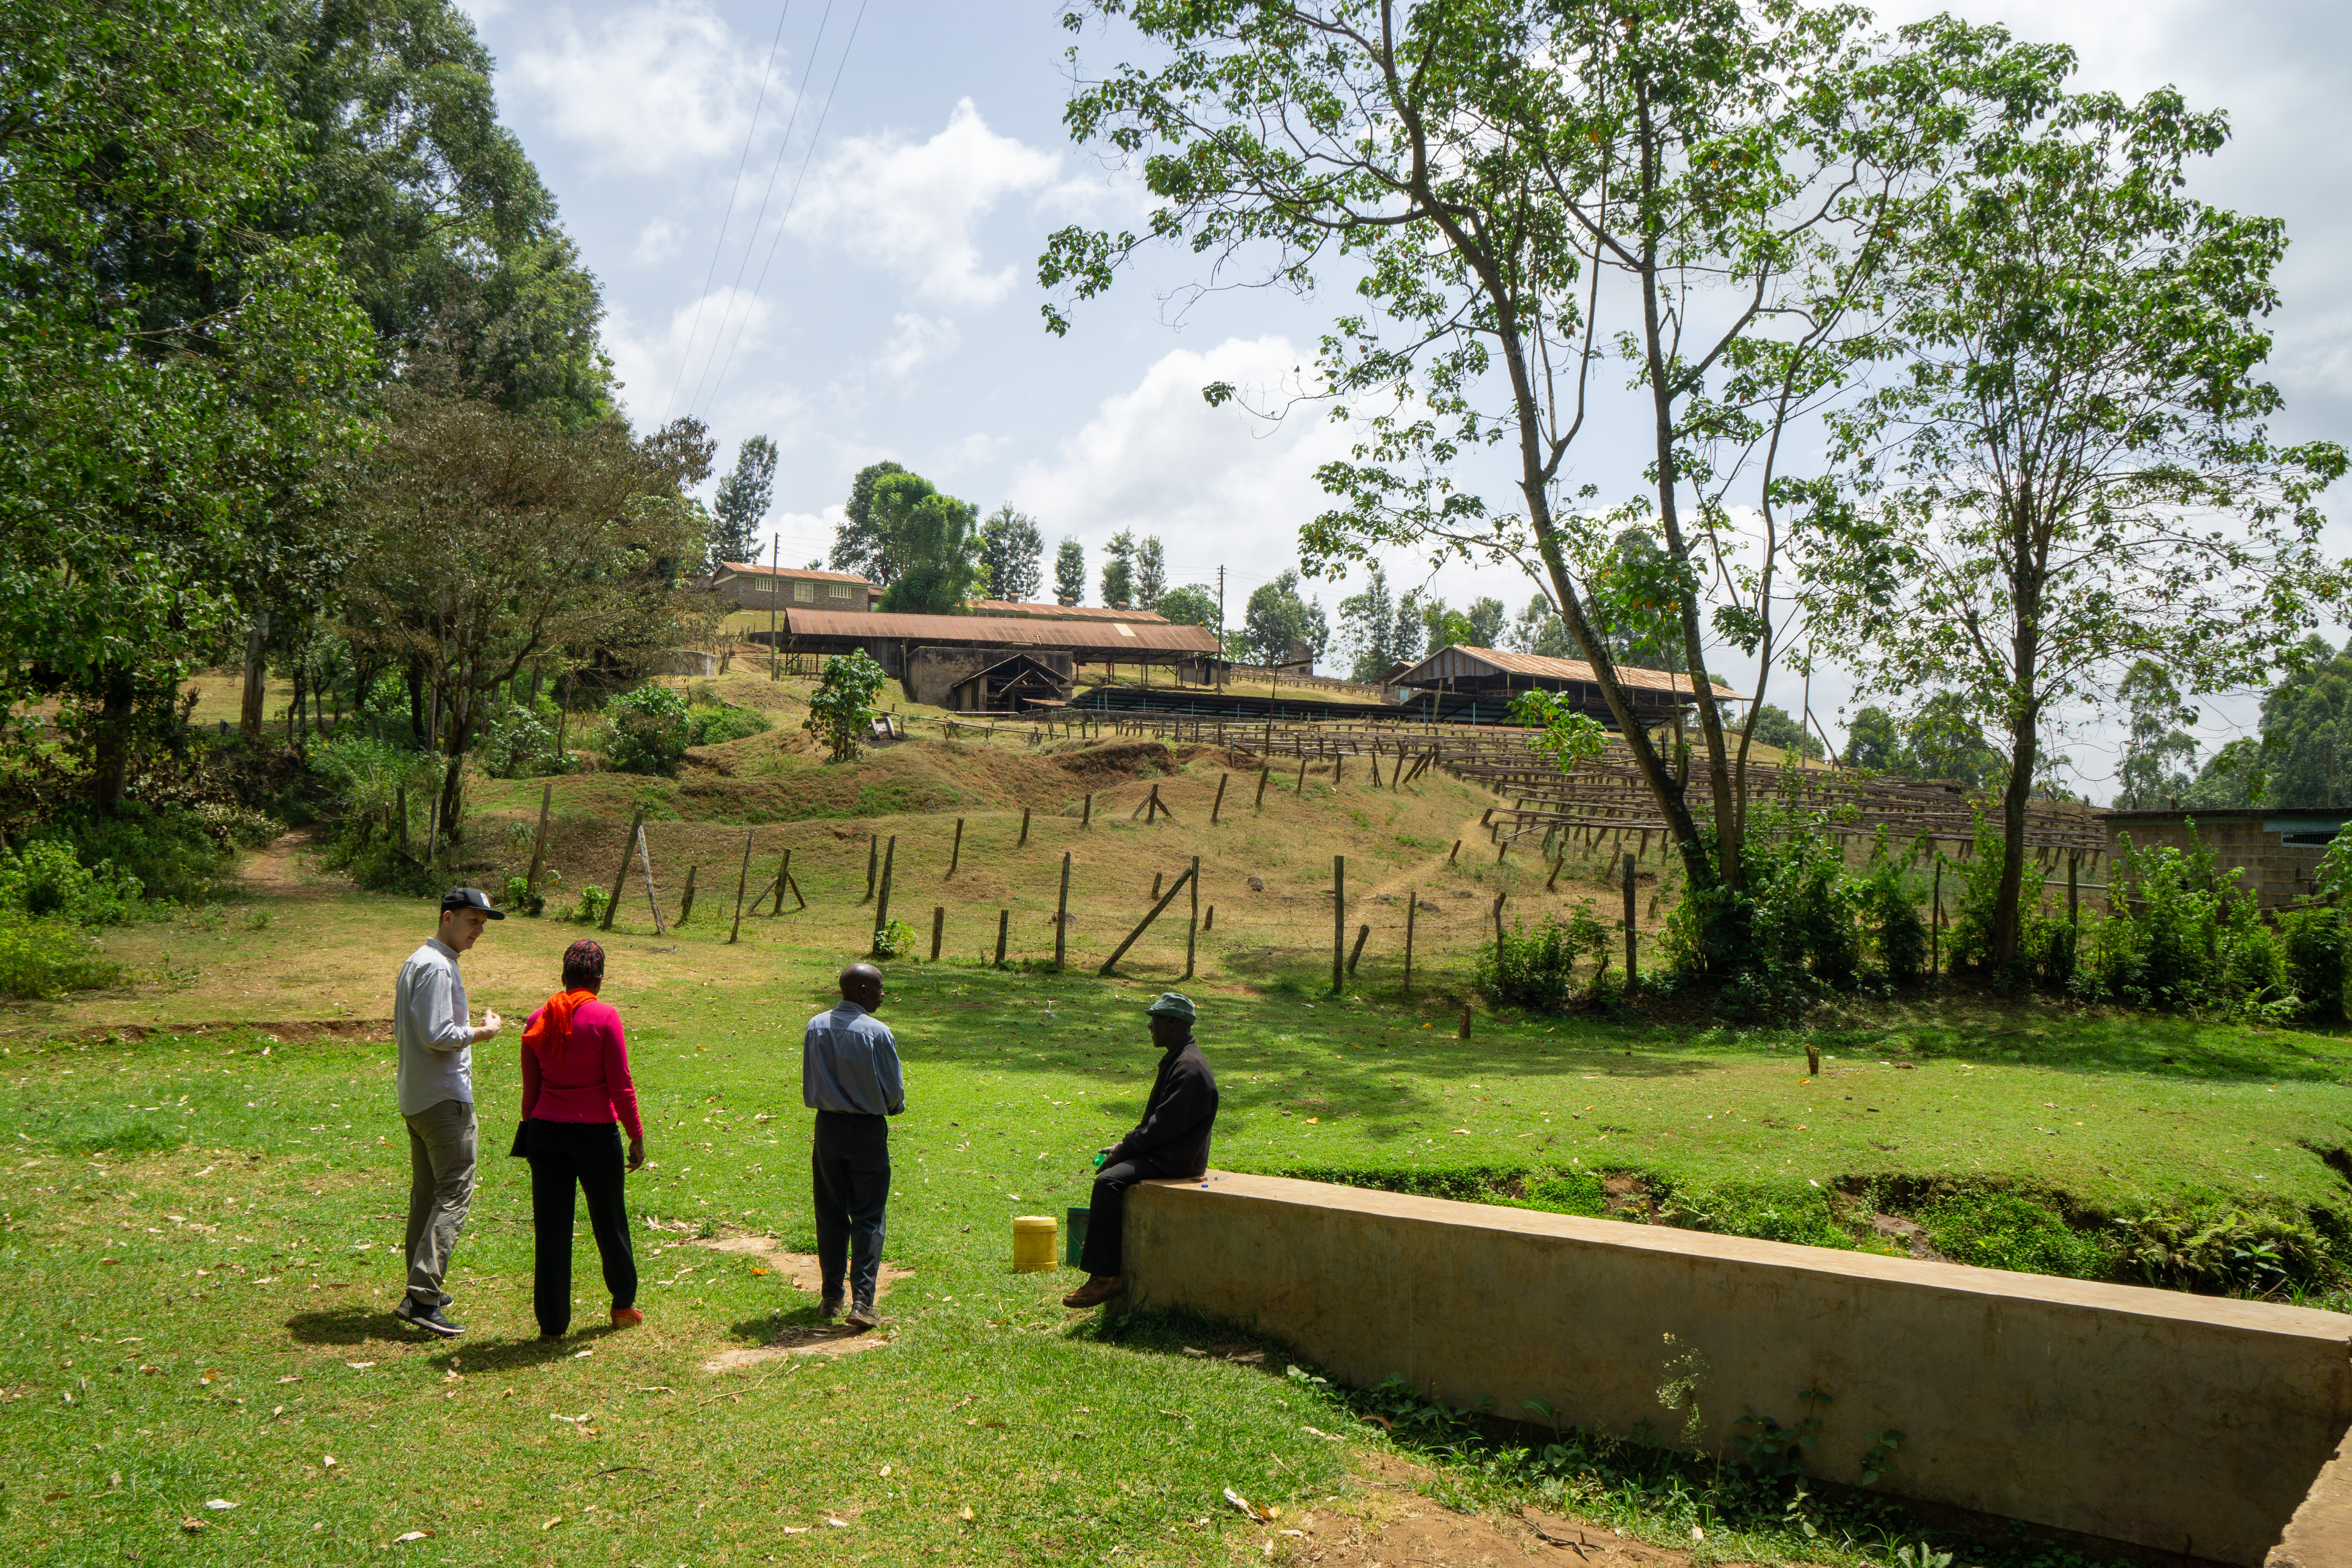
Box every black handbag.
[508,1119,530,1158]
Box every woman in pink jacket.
[519,939,647,1339]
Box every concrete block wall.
[2103,813,2334,911]
[1127,1172,2352,1565]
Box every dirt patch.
[234,826,350,900]
[1274,1452,1697,1567]
[1871,1211,1939,1260]
[59,1018,392,1044]
[693,1234,912,1370]
[1600,1174,1652,1217]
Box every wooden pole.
[637,824,666,936]
[1621,851,1637,994]
[1931,862,1943,978]
[1185,855,1200,979]
[1458,1004,1471,1040]
[727,828,756,944]
[871,836,897,956]
[995,908,1009,967]
[1255,767,1270,810]
[2069,852,2080,930]
[1098,864,1195,975]
[1493,891,1506,949]
[771,847,793,915]
[1448,839,1461,864]
[1347,923,1369,976]
[1211,773,1229,824]
[396,784,410,859]
[1404,891,1417,994]
[524,780,553,897]
[601,811,643,932]
[948,817,964,877]
[932,905,945,961]
[679,864,699,924]
[1082,793,1093,829]
[864,834,878,902]
[1019,806,1031,848]
[1332,854,1345,995]
[1055,851,1071,971]
[1296,755,1307,795]
[1546,856,1566,893]
[1204,904,1214,931]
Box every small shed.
[946,653,1073,713]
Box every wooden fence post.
[948,818,964,878]
[524,780,553,897]
[1622,851,1637,994]
[1404,891,1417,994]
[1546,855,1566,893]
[601,811,643,932]
[636,823,667,935]
[1185,855,1200,979]
[1098,864,1196,975]
[864,834,878,903]
[678,864,698,924]
[1347,923,1370,976]
[1448,839,1461,864]
[771,847,794,915]
[931,906,944,961]
[1493,891,1506,948]
[727,828,756,944]
[1255,767,1270,810]
[1332,854,1345,995]
[1211,773,1229,824]
[871,836,897,956]
[1055,852,1071,971]
[995,909,1009,967]
[1020,807,1031,848]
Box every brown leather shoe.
[1061,1275,1125,1309]
[611,1307,644,1329]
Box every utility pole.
[1216,565,1226,693]
[768,531,780,681]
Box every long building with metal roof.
[771,608,1224,708]
[1392,644,1743,727]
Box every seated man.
[1064,992,1218,1309]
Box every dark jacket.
[1109,1037,1218,1175]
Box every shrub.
[310,733,445,893]
[2071,826,2276,1013]
[1919,1191,2115,1278]
[34,804,236,907]
[1663,804,1867,1016]
[0,915,122,998]
[1855,830,1928,986]
[803,650,890,762]
[2281,904,2349,1022]
[0,839,143,924]
[604,686,694,775]
[479,695,573,778]
[688,702,772,747]
[1479,911,1609,1011]
[573,885,610,924]
[872,917,919,959]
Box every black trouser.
[524,1119,637,1338]
[811,1111,891,1308]
[1078,1154,1192,1278]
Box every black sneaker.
[845,1303,878,1331]
[818,1295,844,1320]
[394,1298,464,1338]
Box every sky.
[458,0,2352,802]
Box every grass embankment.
[8,871,2350,1565]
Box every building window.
[794,581,815,603]
[828,582,852,600]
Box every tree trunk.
[1992,704,2039,971]
[405,657,426,746]
[93,664,138,815]
[238,614,269,739]
[435,699,473,849]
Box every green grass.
[8,872,2352,1563]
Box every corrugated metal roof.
[718,562,877,586]
[784,609,1223,654]
[969,599,1170,623]
[1395,645,1743,699]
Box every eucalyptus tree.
[977,505,1047,601]
[1042,0,2043,916]
[1811,80,2348,967]
[711,436,780,570]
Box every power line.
[660,0,796,427]
[683,0,841,422]
[695,0,869,423]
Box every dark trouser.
[811,1111,891,1308]
[525,1118,637,1338]
[1079,1154,1192,1278]
[402,1098,477,1309]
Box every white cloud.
[875,314,962,377]
[601,288,779,428]
[1007,336,1356,587]
[791,99,1066,306]
[630,217,686,267]
[944,432,1011,466]
[508,0,783,176]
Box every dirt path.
[1272,1453,1700,1566]
[234,825,349,900]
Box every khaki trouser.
[402,1098,478,1308]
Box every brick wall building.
[2099,808,2349,910]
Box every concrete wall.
[1125,1173,2352,1566]
[2103,811,2347,911]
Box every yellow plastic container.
[1012,1214,1058,1273]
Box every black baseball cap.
[440,887,506,920]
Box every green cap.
[1145,991,1196,1022]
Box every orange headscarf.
[523,989,600,1061]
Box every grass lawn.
[7,764,2351,1564]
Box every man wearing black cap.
[1064,992,1217,1309]
[391,889,506,1337]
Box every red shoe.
[611,1306,644,1328]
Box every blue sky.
[460,0,2352,799]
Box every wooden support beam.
[601,811,644,933]
[1098,863,1196,975]
[727,828,756,944]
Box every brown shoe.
[1061,1275,1125,1309]
[611,1307,643,1329]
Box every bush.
[2281,904,2349,1022]
[2116,1205,2330,1294]
[310,733,445,893]
[479,695,573,778]
[1479,910,1609,1011]
[688,702,772,747]
[0,839,142,924]
[804,651,890,763]
[1664,804,1870,1016]
[604,686,694,775]
[573,884,610,924]
[1855,830,1927,985]
[872,917,918,959]
[2070,826,2281,1014]
[33,803,237,907]
[1920,1191,2115,1278]
[0,915,122,998]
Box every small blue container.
[1064,1206,1089,1269]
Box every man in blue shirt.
[802,962,904,1329]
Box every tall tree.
[1054,537,1087,604]
[1337,563,1409,682]
[1842,706,1907,772]
[0,0,377,810]
[1241,572,1328,668]
[710,436,778,570]
[878,494,980,615]
[2112,659,2200,810]
[1100,529,1137,608]
[976,504,1045,601]
[1134,535,1167,609]
[1508,594,1573,659]
[341,392,712,842]
[1044,0,2031,922]
[1155,583,1219,629]
[831,461,913,584]
[1815,80,2348,967]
